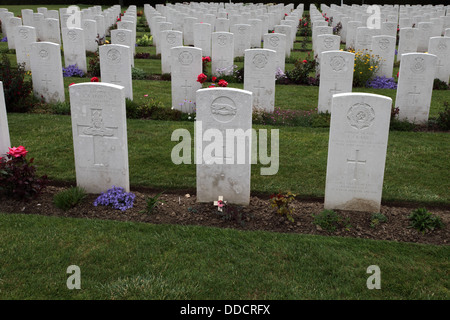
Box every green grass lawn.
[1,213,448,300]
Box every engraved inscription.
[410,57,425,74]
[253,53,268,69]
[210,96,237,123]
[178,51,193,65]
[107,48,121,64]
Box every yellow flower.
[360,72,363,74]
[375,66,378,68]
[105,40,110,44]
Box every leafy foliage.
[0,53,33,112]
[53,186,87,211]
[270,192,296,222]
[370,212,388,228]
[286,53,317,85]
[142,191,165,214]
[0,147,48,201]
[436,101,450,131]
[312,209,351,232]
[87,51,100,77]
[408,208,444,234]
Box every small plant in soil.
[215,202,251,226]
[141,191,165,215]
[53,186,87,211]
[370,212,388,228]
[408,208,444,234]
[270,192,296,222]
[93,186,136,211]
[312,209,351,232]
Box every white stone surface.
[14,26,36,71]
[99,44,133,100]
[62,28,87,73]
[194,23,212,57]
[345,21,362,50]
[263,33,286,73]
[215,18,230,32]
[274,24,294,57]
[248,18,262,48]
[324,93,392,212]
[30,41,65,103]
[111,29,134,67]
[82,19,98,52]
[397,28,418,62]
[395,53,437,123]
[69,82,129,193]
[428,36,450,83]
[43,18,61,44]
[0,81,10,157]
[21,9,34,26]
[231,24,251,58]
[160,30,183,74]
[171,46,202,113]
[196,87,253,205]
[212,32,234,76]
[32,13,45,40]
[7,17,22,50]
[318,51,355,113]
[183,17,197,46]
[370,35,396,78]
[244,48,276,112]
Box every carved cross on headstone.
[77,108,118,166]
[181,79,192,100]
[347,149,366,181]
[408,86,420,105]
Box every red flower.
[197,73,207,84]
[285,13,288,16]
[212,76,217,82]
[208,85,215,88]
[7,146,27,158]
[69,83,75,87]
[217,79,228,87]
[302,59,307,63]
[202,56,211,62]
[396,71,399,78]
[304,23,307,27]
[90,77,99,82]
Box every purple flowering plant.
[366,76,398,89]
[93,186,136,211]
[62,64,85,77]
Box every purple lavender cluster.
[0,37,7,42]
[62,64,85,77]
[366,76,398,89]
[93,186,136,211]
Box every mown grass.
[0,213,448,300]
[7,113,450,204]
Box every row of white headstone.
[0,77,393,214]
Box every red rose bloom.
[197,73,207,84]
[212,76,217,82]
[302,59,307,63]
[90,77,99,82]
[217,79,228,87]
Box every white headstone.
[7,17,22,50]
[370,35,396,78]
[171,46,202,113]
[30,41,65,103]
[183,17,197,46]
[32,13,45,40]
[355,27,374,53]
[397,28,418,62]
[417,22,432,52]
[82,19,98,52]
[428,36,450,83]
[248,18,262,48]
[244,48,276,112]
[99,44,133,100]
[62,28,87,73]
[346,21,362,50]
[274,24,294,57]
[263,33,286,73]
[14,26,36,71]
[0,81,10,157]
[196,88,253,205]
[160,30,183,74]
[215,18,230,32]
[21,9,34,27]
[69,83,129,193]
[318,51,355,113]
[324,93,392,212]
[43,18,61,44]
[111,29,134,67]
[212,32,234,76]
[395,53,437,123]
[194,23,212,57]
[231,23,252,57]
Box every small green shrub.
[312,209,351,232]
[350,50,381,87]
[286,53,317,85]
[131,67,148,80]
[141,191,164,214]
[370,212,387,228]
[50,101,71,115]
[270,192,296,222]
[408,208,444,234]
[136,34,152,46]
[433,78,449,90]
[53,186,87,211]
[436,101,450,131]
[125,98,141,119]
[87,51,100,77]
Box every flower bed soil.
[0,182,449,246]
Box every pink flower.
[197,73,207,84]
[7,146,27,158]
[90,77,99,82]
[304,23,307,26]
[144,94,148,97]
[218,200,224,208]
[217,79,228,87]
